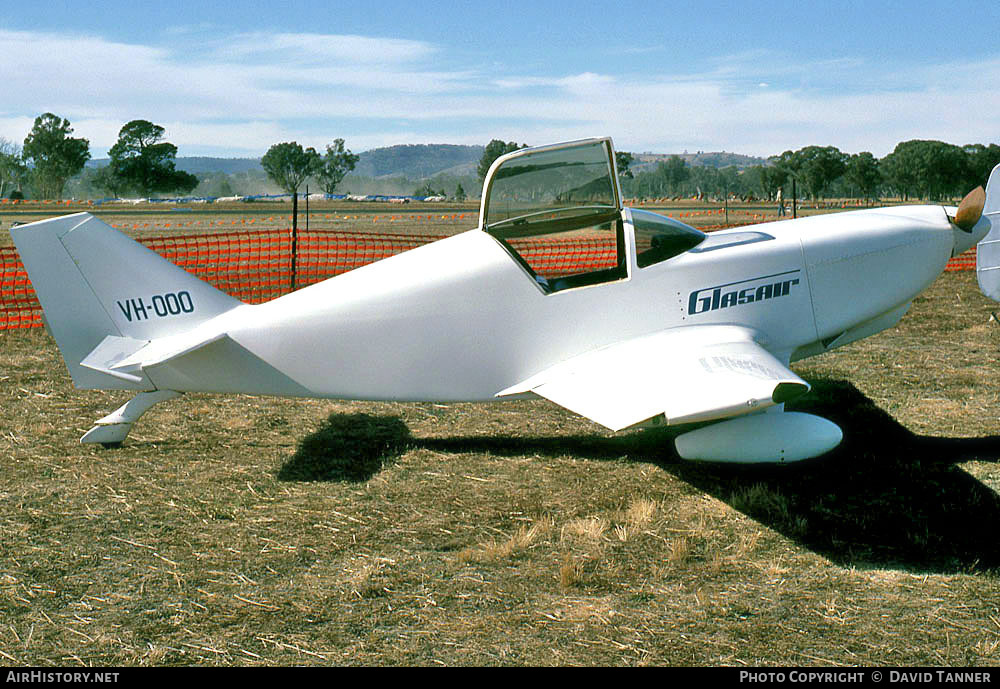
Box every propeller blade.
[954,186,986,231]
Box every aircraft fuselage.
[138,204,974,404]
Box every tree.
[0,137,27,199]
[918,141,967,200]
[882,140,968,200]
[757,165,787,201]
[106,120,198,196]
[314,139,359,195]
[879,143,920,200]
[688,165,718,199]
[658,155,690,194]
[771,146,847,200]
[845,152,881,204]
[261,142,320,194]
[413,181,446,197]
[194,172,235,198]
[768,149,799,182]
[615,151,635,179]
[717,165,741,199]
[477,139,526,182]
[91,164,125,198]
[963,143,1000,190]
[22,113,90,199]
[454,183,466,201]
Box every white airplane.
[10,138,1000,462]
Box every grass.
[2,206,1000,666]
[0,199,483,247]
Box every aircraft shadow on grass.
[279,378,1000,575]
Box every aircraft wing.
[497,325,808,431]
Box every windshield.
[631,209,706,267]
[484,140,618,230]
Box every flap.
[497,326,808,431]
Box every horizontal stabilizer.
[79,335,150,383]
[498,325,808,431]
[77,327,315,398]
[110,331,228,372]
[79,330,230,384]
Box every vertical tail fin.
[10,212,241,389]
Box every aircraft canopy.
[480,138,621,236]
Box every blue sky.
[2,0,999,158]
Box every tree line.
[2,113,997,203]
[617,141,1000,203]
[0,114,199,200]
[0,113,363,201]
[475,139,1000,204]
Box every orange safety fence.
[508,236,619,277]
[945,245,977,272]
[0,230,981,331]
[0,245,38,330]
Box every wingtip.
[772,381,809,404]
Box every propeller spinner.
[953,186,986,231]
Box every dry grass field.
[0,199,483,246]
[3,202,1000,666]
[0,196,838,246]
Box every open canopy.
[480,138,622,236]
[478,137,706,293]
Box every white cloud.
[2,28,998,158]
[217,32,437,64]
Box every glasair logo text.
[688,271,800,315]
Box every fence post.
[724,180,729,226]
[291,191,298,292]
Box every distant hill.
[175,157,264,175]
[84,146,765,189]
[632,151,768,172]
[87,157,264,175]
[87,144,483,180]
[353,144,484,179]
